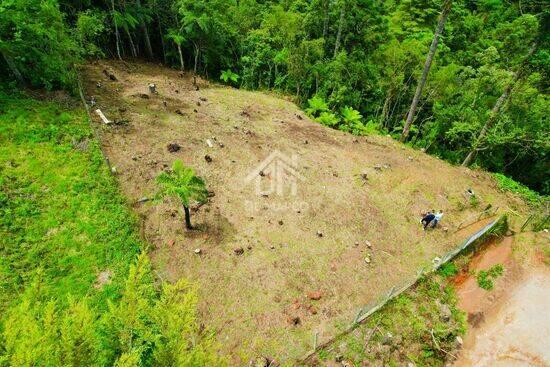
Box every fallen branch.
[364,318,382,350]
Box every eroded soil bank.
[453,235,550,367]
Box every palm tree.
[156,160,208,230]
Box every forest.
[1,0,548,194]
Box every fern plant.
[341,106,362,124]
[316,112,340,127]
[339,106,368,134]
[156,160,208,229]
[305,95,329,117]
[220,69,239,84]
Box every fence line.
[76,70,114,175]
[300,215,502,364]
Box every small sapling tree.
[156,160,208,230]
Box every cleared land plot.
[83,61,526,364]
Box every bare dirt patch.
[82,60,527,365]
[453,233,550,367]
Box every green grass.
[311,275,466,366]
[0,91,223,366]
[493,173,545,205]
[0,92,142,310]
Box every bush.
[493,173,543,205]
[438,263,459,277]
[0,0,80,90]
[220,69,239,84]
[476,264,504,291]
[305,95,329,117]
[316,111,340,126]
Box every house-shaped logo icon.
[244,150,304,196]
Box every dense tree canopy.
[1,0,548,194]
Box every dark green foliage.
[438,262,459,277]
[1,0,548,193]
[0,0,80,90]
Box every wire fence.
[301,211,502,363]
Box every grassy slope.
[310,275,466,367]
[0,92,224,367]
[0,91,142,311]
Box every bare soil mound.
[82,61,527,365]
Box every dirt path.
[453,235,550,367]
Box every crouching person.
[431,210,444,228]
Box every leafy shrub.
[338,106,368,135]
[438,263,459,277]
[476,264,504,290]
[0,0,80,90]
[305,95,329,117]
[220,69,239,84]
[2,255,225,366]
[75,10,106,58]
[493,173,543,205]
[341,106,362,125]
[316,111,340,126]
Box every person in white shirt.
[431,210,443,228]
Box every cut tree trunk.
[333,4,345,58]
[400,0,452,142]
[183,205,192,230]
[462,42,538,166]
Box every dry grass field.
[82,61,527,365]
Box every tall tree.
[333,1,345,58]
[462,42,538,166]
[400,0,452,142]
[136,0,154,59]
[111,0,123,60]
[166,29,185,72]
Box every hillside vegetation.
[0,0,548,194]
